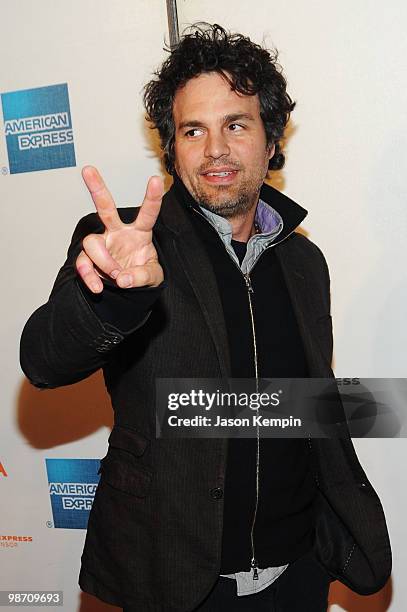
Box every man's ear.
[267,143,276,160]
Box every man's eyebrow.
[223,112,255,123]
[177,119,204,130]
[177,113,255,131]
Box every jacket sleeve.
[20,211,165,389]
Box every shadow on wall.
[17,370,113,448]
[266,119,296,194]
[328,576,392,611]
[141,111,173,193]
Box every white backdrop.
[1,1,405,610]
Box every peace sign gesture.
[76,166,164,293]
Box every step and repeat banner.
[1,1,406,611]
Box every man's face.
[173,72,275,219]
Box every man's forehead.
[173,73,261,124]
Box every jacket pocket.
[108,424,149,456]
[312,487,355,579]
[99,425,153,498]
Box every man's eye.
[229,123,244,131]
[185,128,203,137]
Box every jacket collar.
[160,172,308,243]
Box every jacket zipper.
[244,272,261,580]
[190,206,298,580]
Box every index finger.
[82,166,123,231]
[133,176,164,232]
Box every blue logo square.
[1,83,76,174]
[45,458,100,530]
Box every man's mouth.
[205,171,235,177]
[200,168,239,183]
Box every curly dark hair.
[143,23,295,175]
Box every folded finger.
[76,250,104,293]
[82,234,122,279]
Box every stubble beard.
[189,173,265,220]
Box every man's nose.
[204,132,230,159]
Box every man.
[20,24,391,612]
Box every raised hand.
[76,166,164,293]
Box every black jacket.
[20,180,392,612]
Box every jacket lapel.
[275,240,329,377]
[159,190,232,379]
